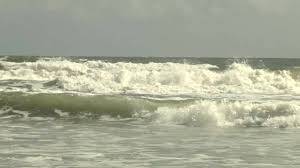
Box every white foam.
[136,100,300,128]
[1,60,300,96]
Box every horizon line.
[0,55,300,59]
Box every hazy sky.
[0,0,299,57]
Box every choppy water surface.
[1,119,300,168]
[1,56,300,167]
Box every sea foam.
[0,59,300,95]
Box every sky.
[0,0,299,57]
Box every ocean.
[1,56,300,167]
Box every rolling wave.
[0,92,299,128]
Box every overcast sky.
[0,0,299,57]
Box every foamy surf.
[1,58,300,95]
[1,57,300,128]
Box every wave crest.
[1,60,300,95]
[141,100,300,128]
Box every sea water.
[0,56,300,167]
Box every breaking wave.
[1,59,300,95]
[1,58,300,128]
[1,93,300,128]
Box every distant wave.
[1,59,300,95]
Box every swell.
[0,92,192,119]
[1,59,300,95]
[0,93,153,118]
[1,92,300,128]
